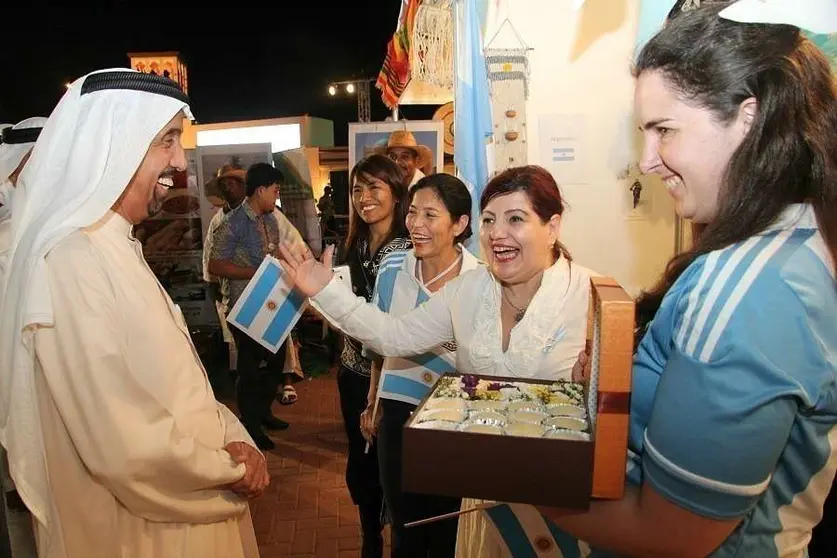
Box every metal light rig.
[328,78,375,122]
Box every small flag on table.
[227,255,305,353]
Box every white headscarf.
[0,68,192,532]
[0,124,12,221]
[0,117,48,222]
[720,0,837,34]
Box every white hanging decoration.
[679,0,702,13]
[411,0,455,91]
[720,0,837,35]
[485,18,531,172]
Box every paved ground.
[241,373,391,558]
[4,371,384,558]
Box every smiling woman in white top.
[281,165,594,558]
[280,165,594,381]
[360,173,481,558]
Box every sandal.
[280,385,298,405]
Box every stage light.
[328,85,337,96]
[346,83,355,94]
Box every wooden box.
[401,277,634,507]
[587,276,634,499]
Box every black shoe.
[361,534,383,558]
[248,429,276,451]
[5,490,26,512]
[262,415,290,431]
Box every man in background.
[317,185,337,234]
[376,130,432,187]
[210,162,308,449]
[0,117,46,517]
[0,117,47,293]
[203,165,248,375]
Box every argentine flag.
[227,255,305,353]
[454,0,493,257]
[481,503,594,557]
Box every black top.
[339,236,412,377]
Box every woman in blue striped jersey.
[478,4,837,557]
[360,173,480,558]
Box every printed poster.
[538,114,586,186]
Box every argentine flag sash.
[368,246,481,406]
[481,503,592,558]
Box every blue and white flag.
[635,0,678,53]
[227,255,305,353]
[454,0,493,257]
[481,503,593,557]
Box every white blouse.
[313,257,593,380]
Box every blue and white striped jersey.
[480,204,837,557]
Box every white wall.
[485,0,676,295]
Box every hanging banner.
[486,45,530,172]
[376,0,421,108]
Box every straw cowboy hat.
[374,130,434,171]
[204,165,247,207]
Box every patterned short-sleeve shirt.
[210,201,303,308]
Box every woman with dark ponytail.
[531,4,837,557]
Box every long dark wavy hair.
[344,154,409,255]
[633,4,837,338]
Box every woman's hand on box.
[572,349,590,383]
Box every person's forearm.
[540,487,656,557]
[312,278,454,358]
[538,485,729,558]
[368,362,382,406]
[209,259,256,280]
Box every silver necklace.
[502,288,529,322]
[417,252,463,289]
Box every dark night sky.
[0,2,437,145]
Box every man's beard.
[147,199,163,218]
[147,186,167,218]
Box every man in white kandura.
[0,117,47,295]
[0,117,47,508]
[0,69,267,558]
